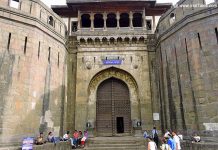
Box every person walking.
[152,127,159,147]
[147,136,157,150]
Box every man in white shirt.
[63,131,70,141]
[172,131,181,150]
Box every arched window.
[9,0,20,9]
[94,14,104,28]
[120,13,129,27]
[48,16,54,26]
[133,13,142,27]
[106,13,117,28]
[81,14,91,28]
[169,13,176,25]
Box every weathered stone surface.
[182,141,218,150]
[154,0,218,135]
[0,0,67,144]
[0,0,218,147]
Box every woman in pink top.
[71,130,79,147]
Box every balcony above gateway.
[52,0,171,40]
[74,27,153,37]
[65,10,166,40]
[70,11,158,38]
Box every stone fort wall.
[153,0,218,136]
[1,0,218,145]
[0,0,67,144]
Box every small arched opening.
[139,37,145,43]
[124,37,130,44]
[117,37,123,43]
[87,38,93,44]
[132,37,138,44]
[102,37,108,44]
[110,37,115,44]
[48,16,54,26]
[79,38,86,44]
[169,13,176,24]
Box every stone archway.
[87,67,140,135]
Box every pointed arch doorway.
[96,77,131,136]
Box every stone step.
[0,147,20,150]
[0,143,20,150]
[87,143,142,147]
[89,140,140,144]
[83,146,146,150]
[84,136,146,150]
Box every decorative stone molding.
[77,35,148,46]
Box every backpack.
[154,130,158,138]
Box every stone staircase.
[84,136,147,150]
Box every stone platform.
[84,136,146,150]
[1,136,218,150]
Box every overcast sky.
[41,0,215,7]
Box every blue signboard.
[22,137,34,150]
[103,59,122,65]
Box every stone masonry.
[0,0,218,147]
[0,0,67,144]
[154,0,218,136]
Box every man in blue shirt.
[166,134,176,150]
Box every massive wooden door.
[96,78,131,136]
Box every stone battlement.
[156,0,217,36]
[0,0,66,38]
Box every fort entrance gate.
[96,78,131,136]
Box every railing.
[71,27,154,37]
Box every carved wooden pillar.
[68,17,71,35]
[91,12,94,31]
[152,16,156,31]
[143,9,146,30]
[77,11,81,31]
[116,11,120,29]
[103,12,107,31]
[130,11,133,30]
